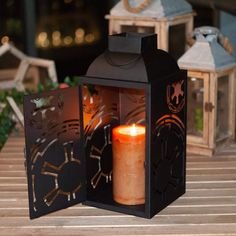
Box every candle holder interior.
[83,83,147,215]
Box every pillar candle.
[112,124,145,205]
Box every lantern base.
[187,136,234,157]
[86,183,147,218]
[187,144,214,157]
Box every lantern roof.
[86,32,180,83]
[110,0,192,18]
[178,31,236,72]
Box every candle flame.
[130,124,137,136]
[117,124,145,136]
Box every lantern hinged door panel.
[24,87,86,219]
[187,71,210,146]
[215,71,234,141]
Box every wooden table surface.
[0,129,236,235]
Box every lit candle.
[112,124,145,205]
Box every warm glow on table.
[112,124,145,205]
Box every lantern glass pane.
[120,25,154,34]
[169,24,186,60]
[216,75,229,140]
[83,83,146,214]
[23,65,49,91]
[0,51,21,86]
[0,51,21,69]
[187,77,204,137]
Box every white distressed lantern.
[106,0,194,58]
[0,43,57,91]
[178,27,236,156]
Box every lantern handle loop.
[187,26,233,55]
[104,51,142,68]
[123,0,151,13]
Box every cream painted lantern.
[178,27,236,156]
[0,43,57,91]
[106,0,194,59]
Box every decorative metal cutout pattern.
[30,119,80,166]
[84,103,119,145]
[120,88,145,124]
[83,85,119,190]
[24,88,85,219]
[29,94,64,130]
[83,85,146,191]
[30,121,83,212]
[124,104,145,124]
[83,85,101,115]
[167,80,185,113]
[85,107,118,189]
[125,92,145,104]
[153,114,185,200]
[90,125,112,188]
[41,141,82,206]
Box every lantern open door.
[24,87,86,219]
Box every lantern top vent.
[110,0,192,18]
[178,27,236,72]
[108,32,157,54]
[86,33,180,83]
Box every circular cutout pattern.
[58,161,82,193]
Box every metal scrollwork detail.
[167,80,185,113]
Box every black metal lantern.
[24,33,187,219]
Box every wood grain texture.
[0,129,236,235]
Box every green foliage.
[195,108,203,132]
[0,88,25,150]
[37,80,59,92]
[0,76,80,150]
[64,76,80,87]
[0,105,15,148]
